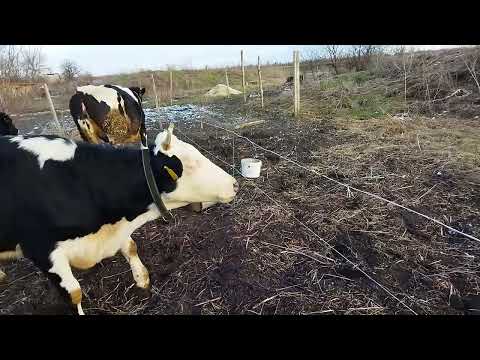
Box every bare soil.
[1,100,479,315]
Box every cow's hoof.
[77,303,85,315]
[186,202,203,213]
[136,286,152,299]
[70,288,83,305]
[135,267,150,289]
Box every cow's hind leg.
[0,244,23,283]
[0,244,23,261]
[48,248,85,315]
[121,237,150,289]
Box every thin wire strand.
[190,119,480,244]
[175,127,419,315]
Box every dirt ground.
[1,101,479,315]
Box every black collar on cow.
[139,122,173,223]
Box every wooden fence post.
[257,56,264,108]
[293,51,297,116]
[169,71,173,106]
[297,51,300,116]
[151,74,162,127]
[43,83,65,136]
[293,51,300,117]
[151,74,159,109]
[241,50,246,103]
[225,68,230,98]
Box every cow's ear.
[140,87,146,95]
[69,93,85,118]
[162,123,174,151]
[154,124,175,154]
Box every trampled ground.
[1,99,479,315]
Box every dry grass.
[1,97,479,315]
[1,49,480,315]
[98,65,291,106]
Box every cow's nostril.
[233,180,239,193]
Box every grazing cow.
[285,74,304,84]
[0,125,239,314]
[69,85,146,145]
[0,112,18,136]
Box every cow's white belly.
[55,205,159,270]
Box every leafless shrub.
[462,47,480,94]
[61,59,81,82]
[393,46,415,112]
[344,45,383,72]
[0,46,46,82]
[0,46,23,81]
[326,45,342,75]
[22,47,46,81]
[0,46,47,112]
[302,47,326,81]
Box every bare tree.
[326,45,342,75]
[0,45,46,113]
[463,48,480,94]
[22,47,46,81]
[344,45,382,72]
[370,45,388,73]
[0,45,23,81]
[0,45,46,82]
[303,47,325,80]
[392,46,415,112]
[61,59,81,81]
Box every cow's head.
[0,112,18,136]
[129,87,146,102]
[154,124,239,210]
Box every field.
[1,47,480,315]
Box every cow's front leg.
[121,237,150,289]
[48,248,85,315]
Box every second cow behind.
[69,85,146,145]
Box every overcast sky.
[37,45,470,76]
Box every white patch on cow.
[48,248,82,305]
[77,85,139,111]
[54,204,159,272]
[10,136,77,169]
[48,252,84,315]
[121,238,150,288]
[77,303,85,315]
[48,250,80,291]
[154,128,238,207]
[77,85,120,110]
[113,85,138,103]
[48,204,159,315]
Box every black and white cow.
[69,85,146,145]
[0,112,18,136]
[0,125,239,314]
[285,74,304,84]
